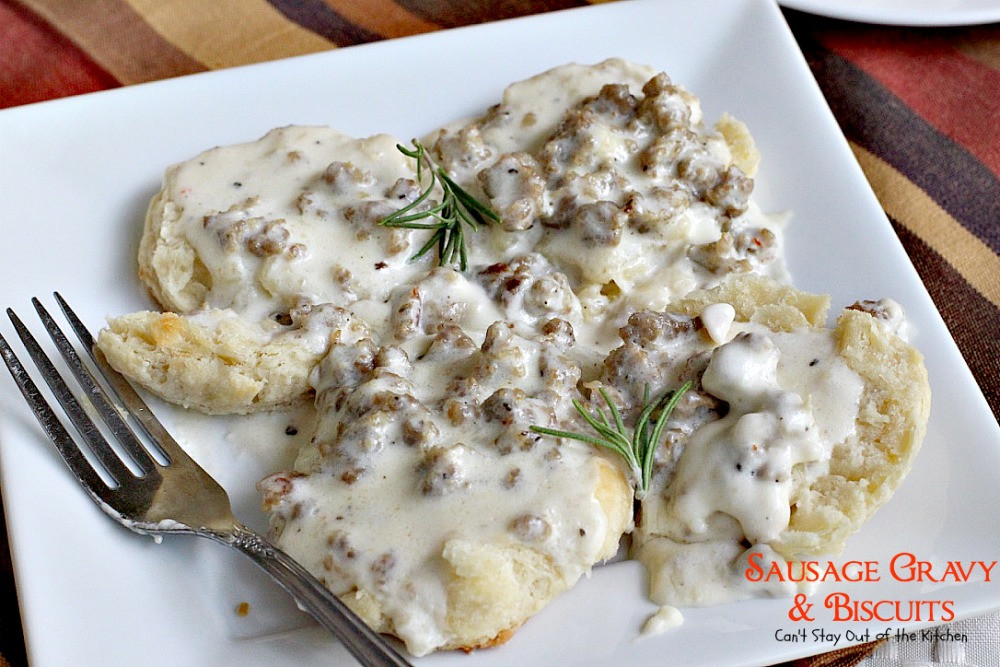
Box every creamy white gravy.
[136,60,833,651]
[640,604,684,637]
[153,59,787,371]
[259,323,619,655]
[430,58,789,355]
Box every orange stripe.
[825,33,1000,179]
[15,0,205,84]
[319,0,439,39]
[852,143,1000,309]
[120,0,334,69]
[957,27,1000,70]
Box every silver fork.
[0,294,412,667]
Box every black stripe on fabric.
[790,21,1000,255]
[394,0,586,29]
[890,218,1000,423]
[267,0,381,46]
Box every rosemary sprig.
[378,140,499,271]
[530,381,692,499]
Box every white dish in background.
[1,0,998,665]
[780,0,1000,26]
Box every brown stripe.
[779,640,882,666]
[891,221,1000,422]
[319,0,439,39]
[121,0,334,69]
[799,35,1000,252]
[824,30,1000,180]
[15,0,205,84]
[851,144,1000,309]
[394,0,586,29]
[266,0,379,46]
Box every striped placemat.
[1,2,998,667]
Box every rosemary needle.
[531,381,693,499]
[378,140,499,271]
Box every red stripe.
[823,30,1000,179]
[0,1,119,109]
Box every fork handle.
[220,524,412,667]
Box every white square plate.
[2,0,999,664]
[780,0,1000,26]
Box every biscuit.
[108,126,447,413]
[136,126,429,316]
[258,321,632,655]
[595,275,930,605]
[775,304,931,556]
[97,304,370,414]
[111,62,786,417]
[671,276,929,556]
[94,60,931,646]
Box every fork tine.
[52,292,98,350]
[32,297,156,475]
[54,292,190,467]
[0,331,115,506]
[7,301,414,666]
[6,307,135,486]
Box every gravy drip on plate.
[432,58,787,350]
